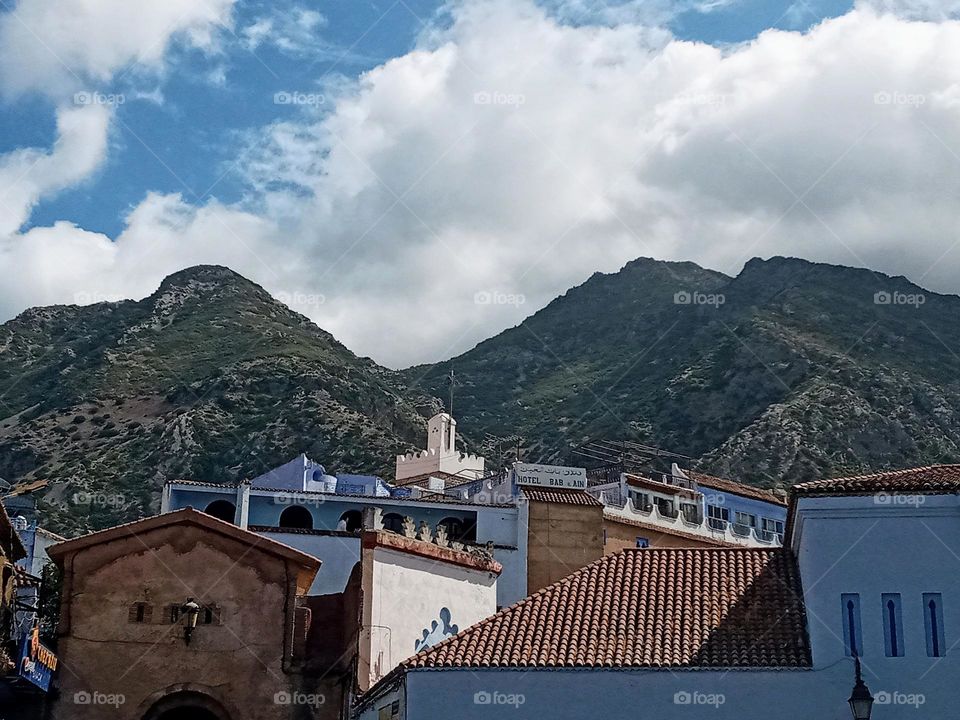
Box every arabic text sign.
[514,463,587,490]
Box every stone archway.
[141,690,232,720]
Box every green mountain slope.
[0,266,438,534]
[407,256,960,487]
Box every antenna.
[447,368,461,415]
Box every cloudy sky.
[1,0,960,367]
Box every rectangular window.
[923,593,946,657]
[882,593,904,657]
[636,537,650,548]
[735,511,757,528]
[680,502,700,523]
[707,505,729,521]
[761,518,784,534]
[842,593,863,657]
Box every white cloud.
[857,0,960,20]
[6,1,960,369]
[0,0,236,98]
[240,5,328,56]
[0,104,111,235]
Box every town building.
[590,463,788,550]
[356,464,960,719]
[162,475,527,607]
[45,506,500,720]
[0,498,47,717]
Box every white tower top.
[395,412,485,484]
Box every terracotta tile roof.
[602,510,738,548]
[404,547,810,669]
[520,487,602,507]
[792,465,960,497]
[688,471,788,506]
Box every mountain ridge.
[3,255,959,533]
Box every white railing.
[603,497,781,547]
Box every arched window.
[382,513,404,533]
[438,516,476,543]
[338,510,362,532]
[924,593,945,657]
[883,594,903,657]
[279,505,314,530]
[203,500,236,523]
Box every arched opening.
[382,512,404,533]
[438,516,476,543]
[202,500,236,524]
[338,509,362,532]
[142,691,231,720]
[278,505,313,530]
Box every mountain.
[407,256,960,487]
[0,266,439,535]
[6,256,960,534]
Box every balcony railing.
[707,517,728,532]
[617,496,782,547]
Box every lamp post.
[848,656,874,720]
[182,598,201,646]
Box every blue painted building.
[161,460,530,606]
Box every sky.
[3,0,960,368]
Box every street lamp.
[848,655,874,720]
[182,598,201,646]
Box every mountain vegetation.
[4,256,960,533]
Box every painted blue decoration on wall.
[414,607,459,653]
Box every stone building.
[46,506,501,720]
[48,508,324,720]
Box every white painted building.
[357,465,960,720]
[395,414,485,486]
[592,463,789,547]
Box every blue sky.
[1,0,957,367]
[5,0,852,238]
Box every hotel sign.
[513,463,587,490]
[18,625,57,692]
